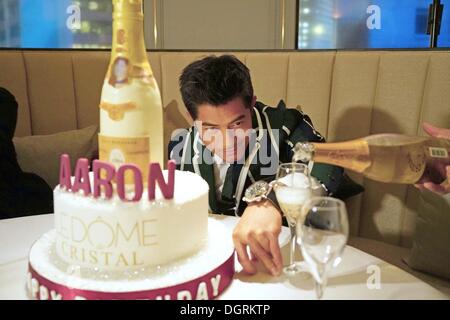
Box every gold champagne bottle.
[293,134,450,184]
[99,0,163,180]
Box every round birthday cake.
[26,160,235,300]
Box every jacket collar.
[189,106,266,214]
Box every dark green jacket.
[169,101,359,216]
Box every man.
[168,55,361,276]
[0,87,53,219]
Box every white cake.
[27,168,236,300]
[53,170,209,271]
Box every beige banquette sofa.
[0,49,449,295]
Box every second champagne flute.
[297,197,349,299]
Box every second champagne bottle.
[292,134,450,185]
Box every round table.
[0,214,447,300]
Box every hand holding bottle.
[414,123,450,195]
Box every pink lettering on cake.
[58,155,175,202]
[27,251,235,300]
[72,159,91,196]
[117,164,143,202]
[148,160,176,201]
[93,160,115,199]
[59,154,72,190]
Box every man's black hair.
[179,55,254,119]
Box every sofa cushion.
[349,236,450,297]
[13,125,99,189]
[406,190,450,281]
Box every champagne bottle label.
[99,134,150,183]
[406,151,425,173]
[429,147,448,158]
[100,101,137,121]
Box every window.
[2,0,449,50]
[0,0,112,49]
[297,0,450,49]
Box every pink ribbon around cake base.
[27,252,235,300]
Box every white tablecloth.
[0,214,447,300]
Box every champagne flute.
[274,163,312,276]
[297,197,349,299]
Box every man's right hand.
[232,200,283,276]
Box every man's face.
[195,96,255,163]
